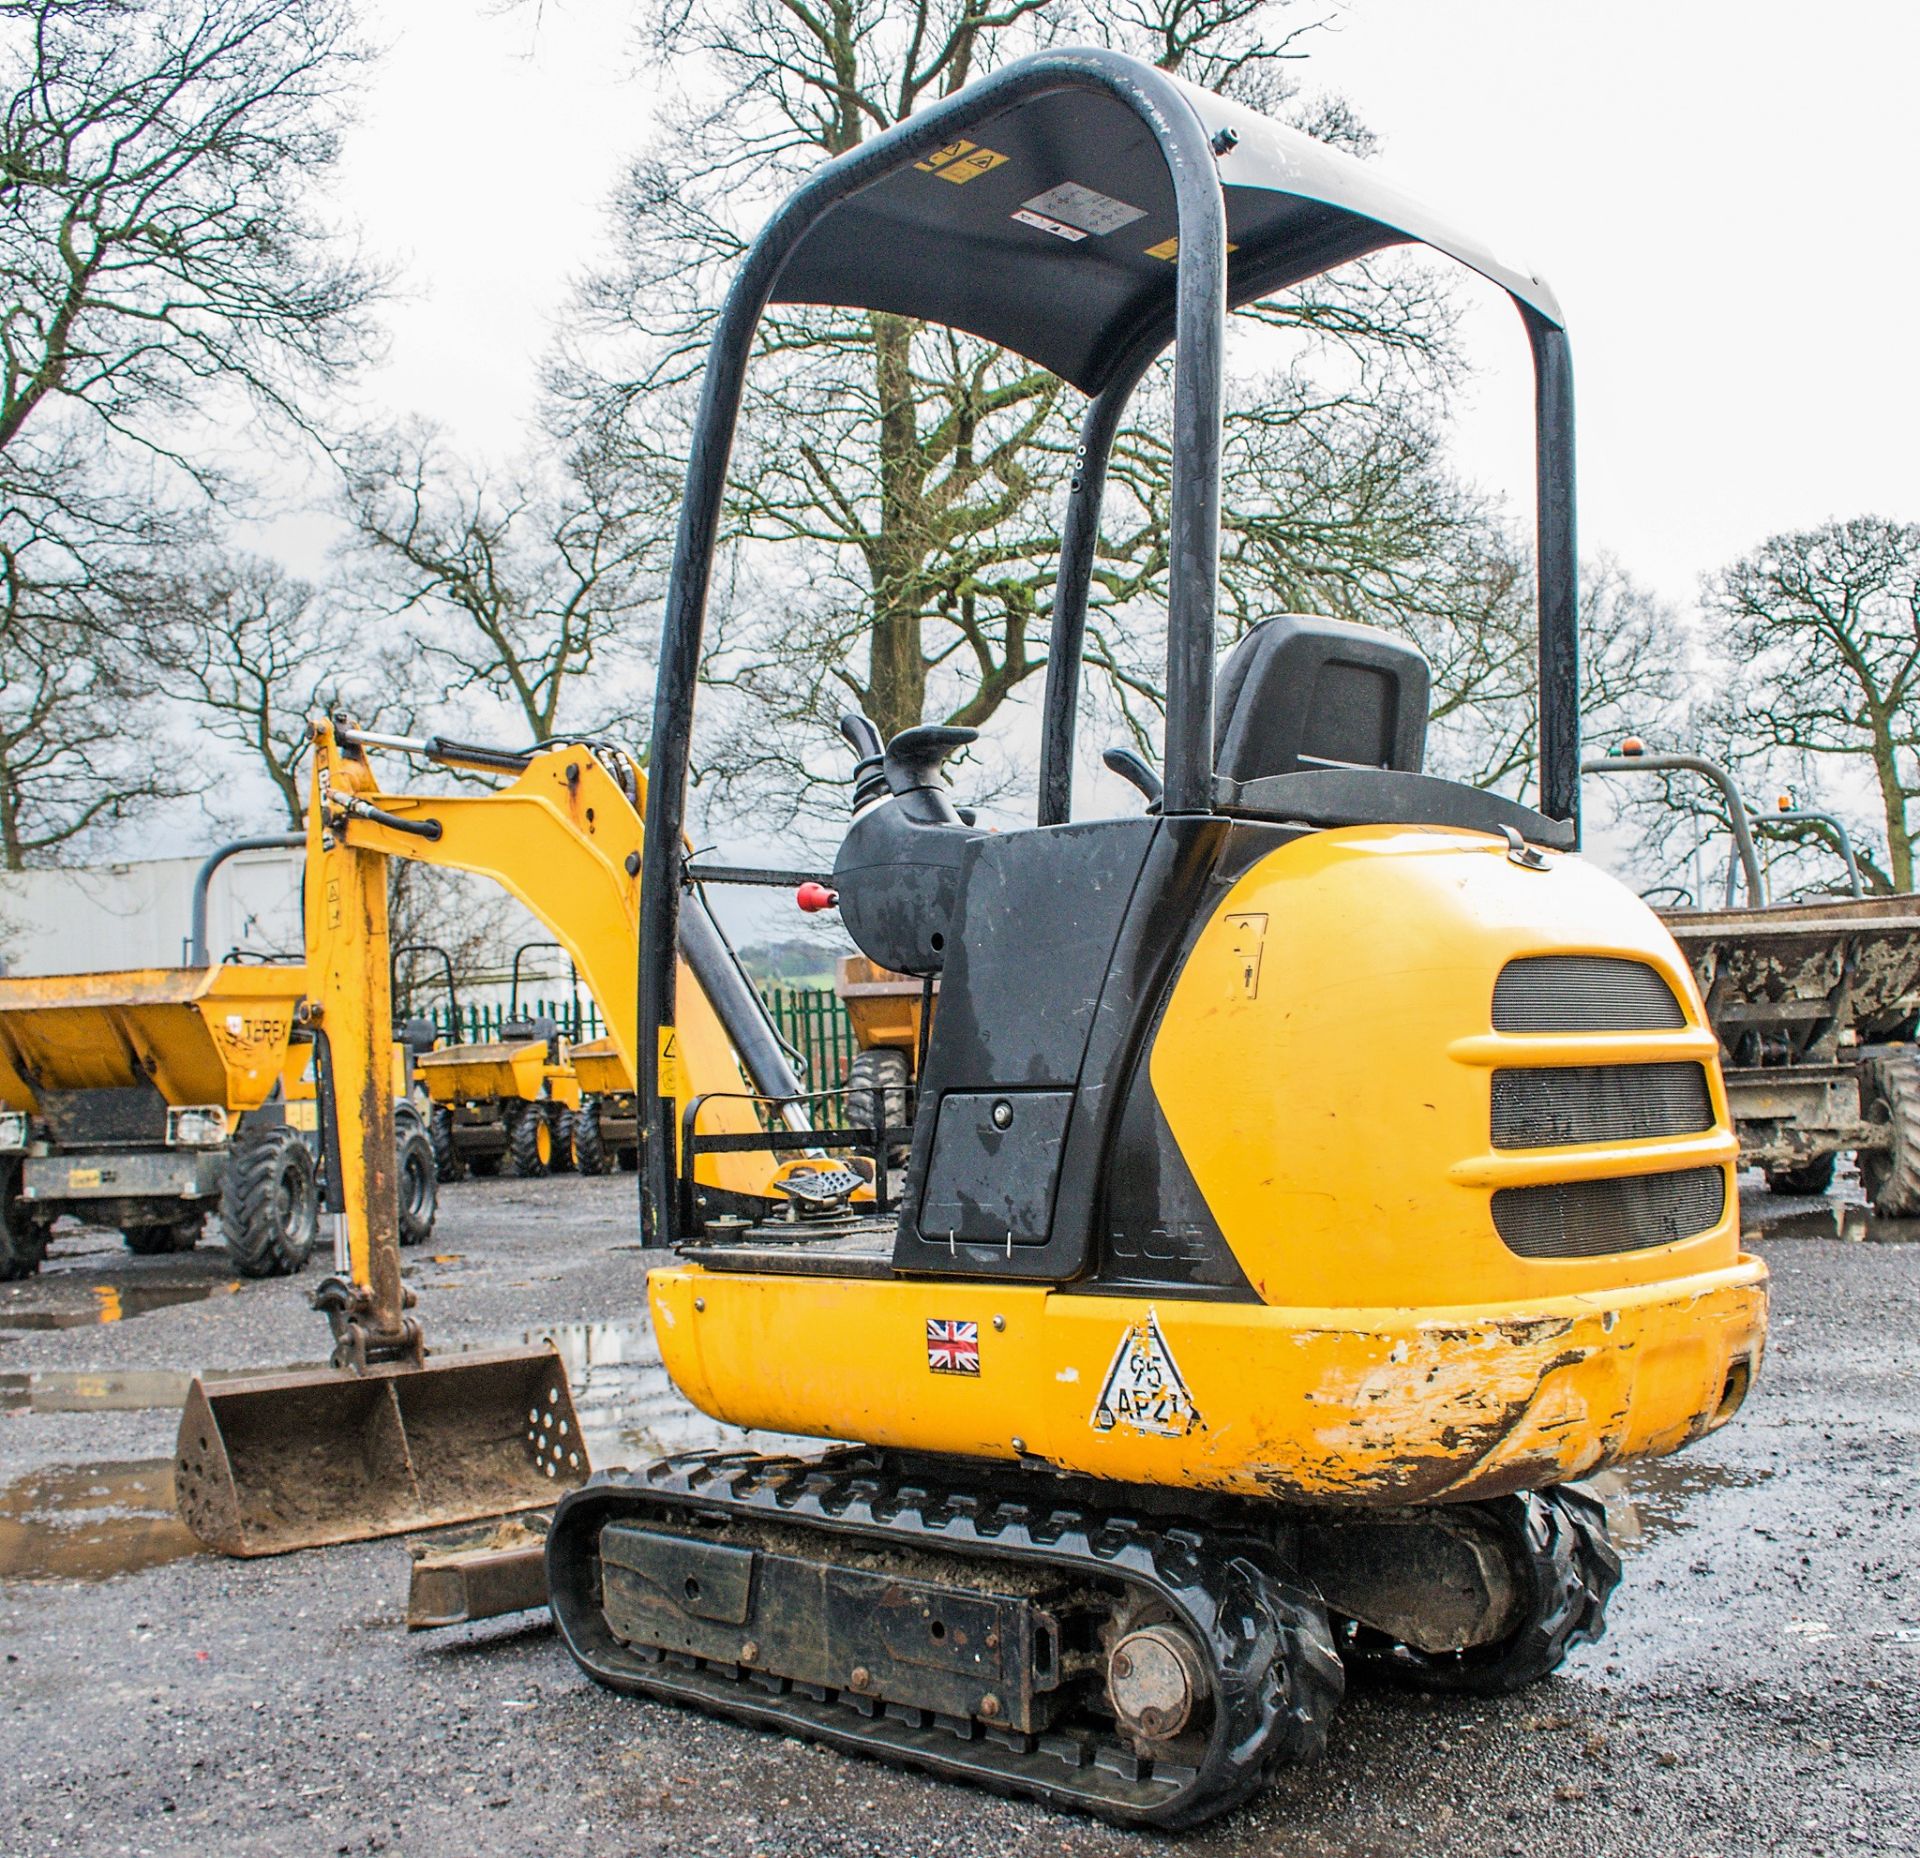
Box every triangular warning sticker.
[1091,1309,1202,1438]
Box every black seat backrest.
[501,1014,557,1045]
[1213,614,1430,786]
[397,1016,439,1058]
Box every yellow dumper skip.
[414,1036,573,1106]
[0,964,307,1113]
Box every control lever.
[839,713,888,813]
[1102,744,1164,808]
[883,725,977,796]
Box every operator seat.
[1212,613,1430,784]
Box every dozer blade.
[173,1347,588,1557]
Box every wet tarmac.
[0,1458,199,1582]
[0,1279,237,1329]
[0,1171,1913,1856]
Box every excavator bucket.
[173,1346,587,1557]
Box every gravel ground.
[1,1171,1916,1857]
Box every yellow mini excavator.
[541,48,1770,1829]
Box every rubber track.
[548,1449,1342,1829]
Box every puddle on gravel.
[1588,1457,1775,1551]
[0,1458,200,1580]
[522,1318,810,1471]
[0,1281,238,1330]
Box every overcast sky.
[332,0,1920,615]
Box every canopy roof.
[768,67,1561,396]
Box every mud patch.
[0,1457,200,1580]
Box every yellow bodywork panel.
[0,964,305,1114]
[1152,826,1742,1309]
[648,1261,1765,1502]
[650,826,1769,1502]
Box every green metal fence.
[761,985,859,1098]
[427,998,604,1043]
[423,987,860,1103]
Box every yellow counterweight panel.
[1151,826,1744,1309]
[646,1261,1767,1503]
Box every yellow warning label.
[915,138,1008,184]
[658,1027,684,1098]
[1145,235,1239,261]
[67,1167,103,1188]
[1224,912,1269,1000]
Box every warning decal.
[657,1027,684,1098]
[1012,207,1086,243]
[1145,235,1241,262]
[915,139,1009,184]
[1091,1309,1202,1437]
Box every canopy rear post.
[1527,308,1580,837]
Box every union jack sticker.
[926,1319,980,1375]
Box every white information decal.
[1021,181,1147,236]
[1091,1308,1202,1437]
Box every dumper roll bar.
[634,46,1583,1240]
[187,832,305,967]
[1582,751,1765,907]
[392,942,461,1028]
[1768,806,1864,898]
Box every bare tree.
[0,0,378,475]
[0,574,185,865]
[0,0,381,862]
[341,424,663,746]
[158,549,398,827]
[1704,516,1920,892]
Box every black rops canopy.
[633,47,1580,1242]
[768,72,1564,397]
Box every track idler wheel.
[1343,1485,1620,1696]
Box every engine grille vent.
[1492,1168,1726,1259]
[1492,956,1684,1032]
[1491,1062,1714,1149]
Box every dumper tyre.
[220,1127,320,1277]
[122,1213,203,1255]
[1342,1485,1619,1696]
[572,1098,610,1175]
[845,1046,911,1163]
[545,1102,576,1174]
[1861,1049,1920,1216]
[428,1104,466,1182]
[507,1102,553,1178]
[1762,1154,1836,1196]
[396,1119,438,1247]
[0,1157,49,1280]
